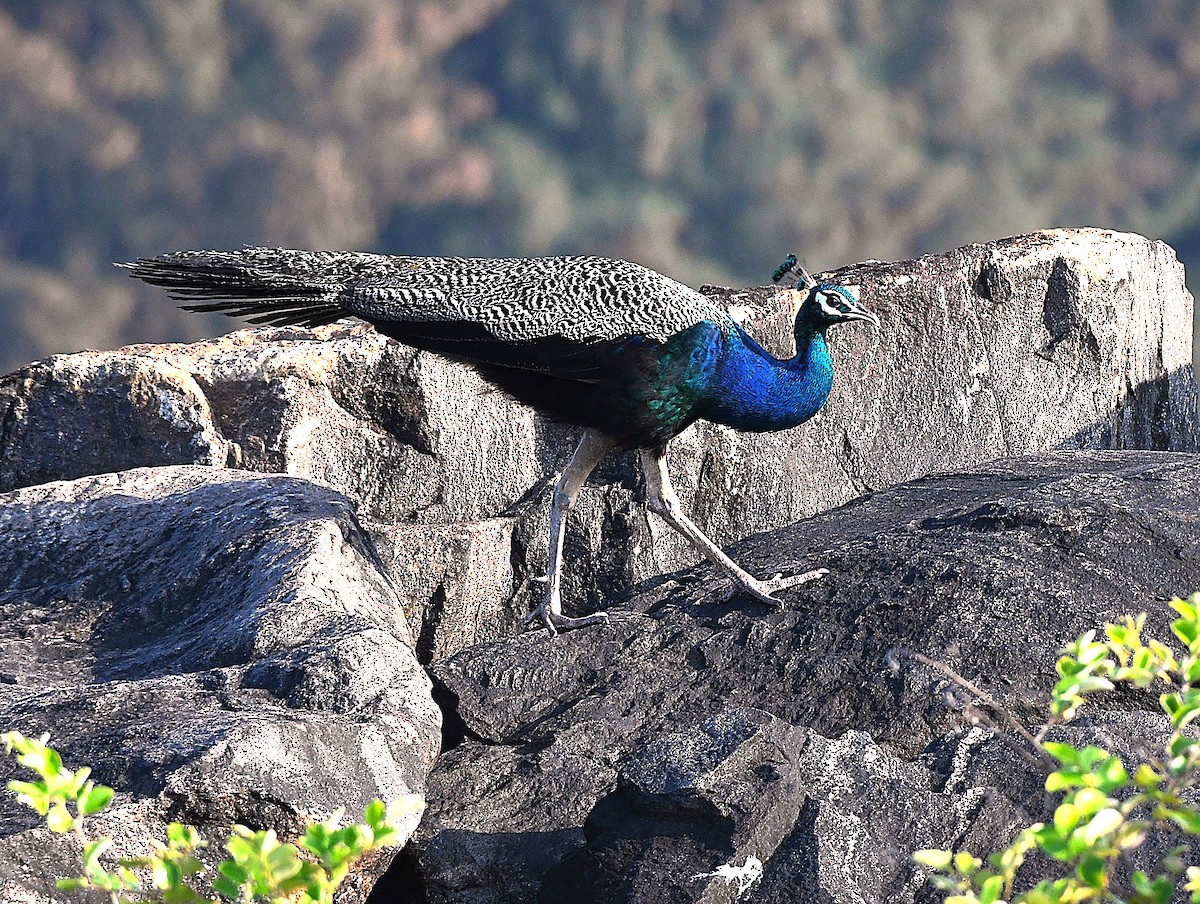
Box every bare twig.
[888,647,1057,772]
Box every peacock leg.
[524,428,616,634]
[639,449,827,605]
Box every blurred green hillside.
[1,0,1199,372]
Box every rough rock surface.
[0,466,440,904]
[408,450,1200,903]
[0,229,1194,657]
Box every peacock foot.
[728,568,829,606]
[522,598,610,636]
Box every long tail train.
[120,250,347,327]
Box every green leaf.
[1186,864,1200,898]
[364,799,386,826]
[1080,807,1122,844]
[1080,787,1113,816]
[1032,824,1070,860]
[1117,821,1149,850]
[211,873,242,899]
[175,855,205,878]
[1074,674,1115,694]
[223,833,256,864]
[1050,694,1081,719]
[83,836,112,869]
[7,779,50,814]
[1161,845,1187,874]
[152,858,172,889]
[979,873,1005,904]
[217,859,248,886]
[1135,764,1163,789]
[1149,639,1180,670]
[1056,660,1083,681]
[1173,617,1199,649]
[1077,642,1110,666]
[1162,807,1200,834]
[953,851,979,874]
[1131,869,1177,904]
[266,842,303,878]
[55,878,89,892]
[42,747,62,777]
[323,807,346,828]
[1172,597,1199,623]
[15,748,47,775]
[67,767,92,797]
[167,822,198,849]
[1076,852,1107,889]
[1053,803,1079,834]
[372,826,399,848]
[1115,664,1154,686]
[80,783,114,815]
[1072,787,1112,816]
[1176,706,1200,731]
[1168,734,1197,758]
[46,802,74,833]
[93,870,123,893]
[1043,742,1080,767]
[345,824,370,850]
[1097,756,1129,791]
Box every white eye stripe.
[816,291,845,316]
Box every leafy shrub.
[911,594,1200,904]
[4,730,424,903]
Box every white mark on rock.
[955,353,994,424]
[692,855,763,898]
[966,354,990,398]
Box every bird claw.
[521,601,609,636]
[727,568,830,606]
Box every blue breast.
[698,324,834,433]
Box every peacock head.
[772,254,879,331]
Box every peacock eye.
[815,291,843,315]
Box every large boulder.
[0,466,440,903]
[409,450,1200,902]
[0,229,1194,656]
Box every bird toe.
[522,603,609,636]
[767,568,829,589]
[727,568,829,606]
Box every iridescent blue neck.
[699,321,834,433]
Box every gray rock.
[0,324,550,656]
[0,466,440,904]
[372,517,520,662]
[538,707,811,904]
[0,230,1194,657]
[751,728,1023,904]
[410,450,1200,902]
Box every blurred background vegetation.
[1,0,1199,373]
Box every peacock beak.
[847,306,880,328]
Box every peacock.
[123,250,878,634]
